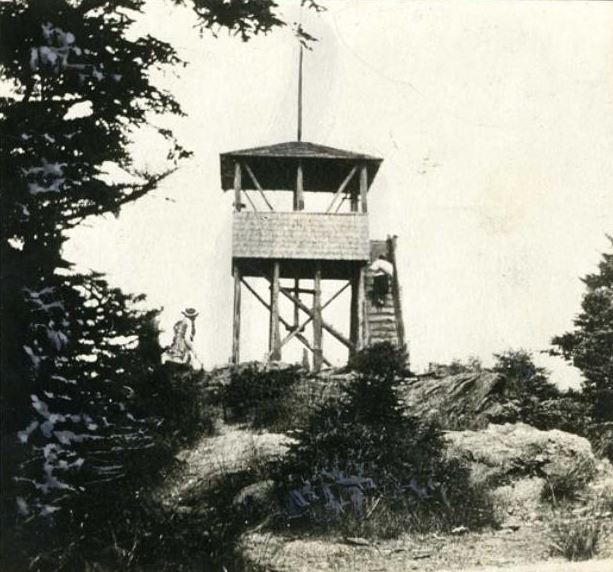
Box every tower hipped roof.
[220,141,382,193]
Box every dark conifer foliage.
[0,0,306,567]
[553,238,613,422]
[1,1,188,540]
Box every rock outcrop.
[445,422,597,486]
[445,423,598,521]
[400,371,524,430]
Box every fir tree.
[553,238,613,422]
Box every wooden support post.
[313,264,323,372]
[233,162,242,211]
[269,261,281,361]
[360,164,368,213]
[232,264,241,364]
[350,171,359,212]
[295,161,305,211]
[350,270,359,357]
[293,279,300,328]
[358,264,367,349]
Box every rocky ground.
[155,368,613,571]
[156,419,612,571]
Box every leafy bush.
[272,344,496,537]
[222,363,303,430]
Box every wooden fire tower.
[220,45,404,371]
[220,141,406,371]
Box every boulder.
[445,423,596,485]
[445,423,597,521]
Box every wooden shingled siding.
[233,212,370,261]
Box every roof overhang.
[220,141,382,193]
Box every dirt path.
[241,514,612,571]
[443,560,613,572]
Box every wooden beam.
[243,162,274,211]
[313,264,323,372]
[326,165,357,213]
[294,288,316,295]
[360,164,368,213]
[294,161,304,211]
[278,285,354,350]
[233,162,242,212]
[232,264,241,364]
[269,261,281,360]
[242,278,332,366]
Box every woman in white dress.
[163,307,199,366]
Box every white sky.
[65,0,613,388]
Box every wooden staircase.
[365,239,405,348]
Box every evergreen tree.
[552,238,613,422]
[0,0,318,566]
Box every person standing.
[369,254,394,307]
[163,307,200,366]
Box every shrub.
[587,422,613,462]
[549,516,604,561]
[542,460,594,505]
[222,363,303,431]
[493,349,560,401]
[348,341,409,378]
[525,394,590,434]
[491,349,575,430]
[151,364,217,445]
[272,344,496,537]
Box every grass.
[542,462,594,505]
[548,483,613,562]
[549,516,604,561]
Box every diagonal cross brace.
[277,284,354,350]
[241,278,332,367]
[243,163,274,211]
[326,165,357,213]
[271,281,351,357]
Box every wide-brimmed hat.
[182,307,199,319]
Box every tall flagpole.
[297,43,303,142]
